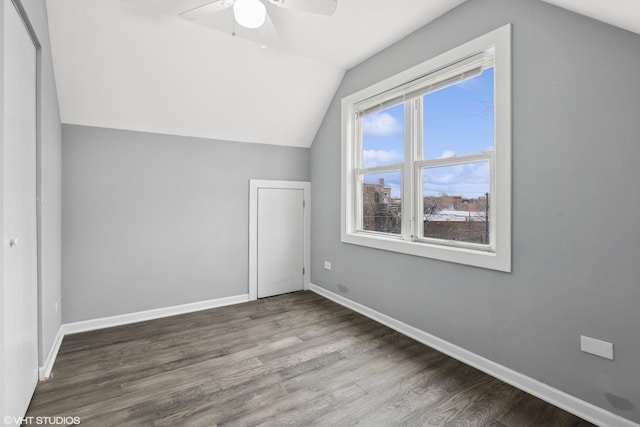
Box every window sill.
[342,231,510,272]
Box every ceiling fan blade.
[179,0,233,18]
[257,12,279,44]
[121,0,223,16]
[266,0,337,16]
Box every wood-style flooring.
[26,291,595,426]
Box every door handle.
[9,238,18,247]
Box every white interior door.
[2,1,39,422]
[257,188,304,298]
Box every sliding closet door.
[2,1,39,422]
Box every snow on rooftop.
[425,210,487,222]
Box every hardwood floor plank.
[253,383,368,427]
[343,360,480,426]
[280,339,429,396]
[495,390,587,427]
[305,356,471,426]
[25,291,595,427]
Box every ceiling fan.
[178,0,337,44]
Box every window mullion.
[354,172,363,231]
[414,98,423,241]
[415,152,492,169]
[402,100,415,241]
[354,113,363,231]
[358,164,404,175]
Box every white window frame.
[341,24,511,272]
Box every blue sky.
[362,68,494,199]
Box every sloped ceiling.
[542,0,640,35]
[45,0,467,148]
[45,0,640,148]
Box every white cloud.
[363,149,402,168]
[363,112,403,137]
[429,172,456,185]
[466,161,490,183]
[423,162,490,198]
[438,150,457,159]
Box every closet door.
[2,1,39,422]
[257,188,305,298]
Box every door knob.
[9,238,18,247]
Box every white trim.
[249,179,311,301]
[62,294,249,335]
[309,283,639,427]
[38,327,64,380]
[341,24,511,273]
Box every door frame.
[249,180,310,301]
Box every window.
[341,25,511,272]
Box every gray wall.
[310,0,640,423]
[62,125,309,323]
[0,0,62,373]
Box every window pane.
[362,103,404,168]
[423,67,494,160]
[362,172,401,234]
[422,162,489,244]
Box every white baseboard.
[38,293,249,379]
[62,294,249,335]
[309,283,638,427]
[39,327,65,380]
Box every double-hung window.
[341,25,511,272]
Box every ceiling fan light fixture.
[233,0,267,29]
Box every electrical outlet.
[580,335,613,360]
[55,299,60,314]
[324,261,332,270]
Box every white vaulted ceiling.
[45,0,467,147]
[542,0,640,36]
[45,0,640,148]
